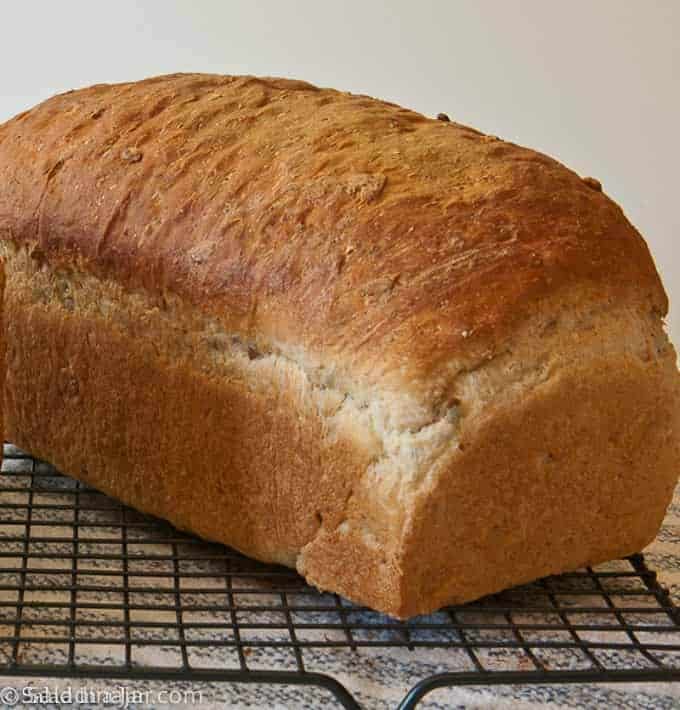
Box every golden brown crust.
[0,73,668,407]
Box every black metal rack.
[0,442,678,708]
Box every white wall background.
[2,1,678,341]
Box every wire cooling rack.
[0,443,678,708]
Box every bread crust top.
[0,73,667,407]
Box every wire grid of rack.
[0,443,678,708]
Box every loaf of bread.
[0,73,678,617]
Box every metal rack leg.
[397,669,680,709]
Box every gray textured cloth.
[0,447,678,708]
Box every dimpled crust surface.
[0,73,678,617]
